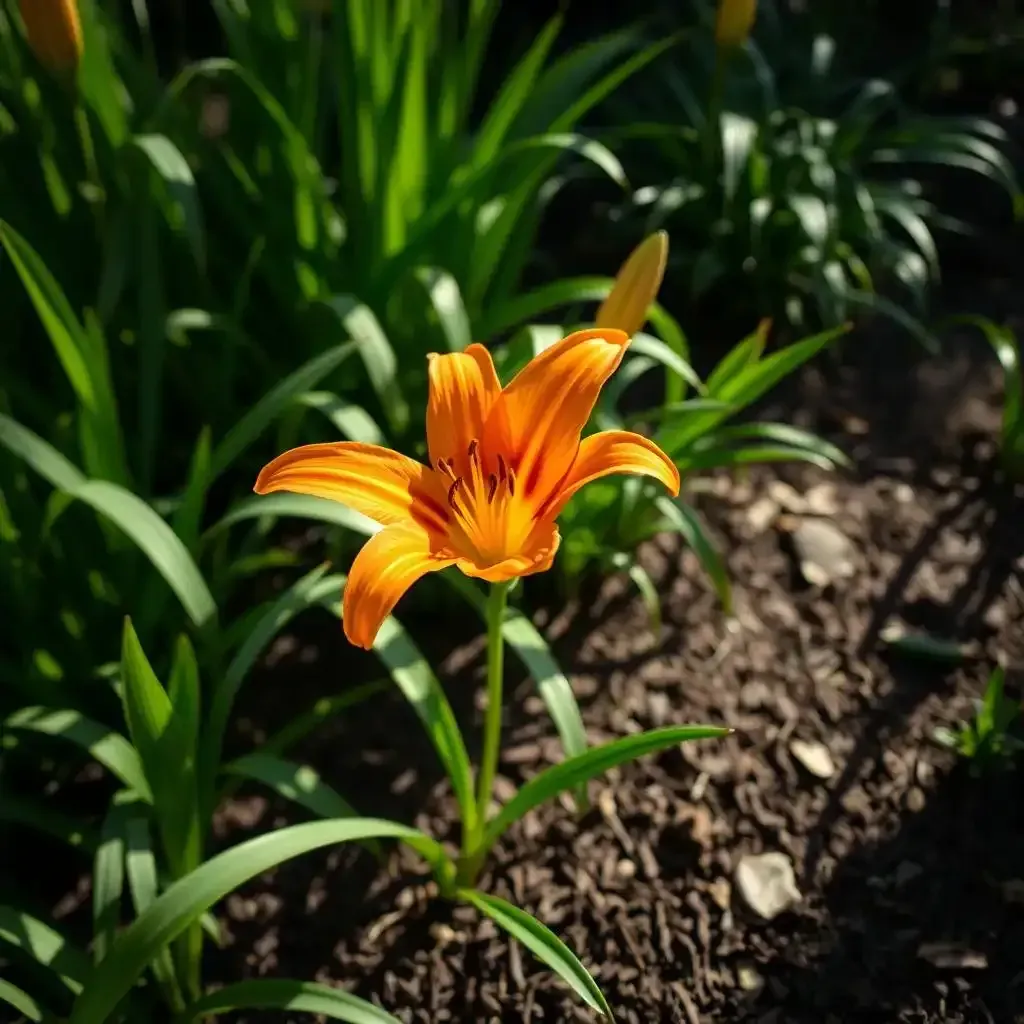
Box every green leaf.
[414,267,472,352]
[0,907,89,995]
[948,316,1023,472]
[167,635,201,782]
[255,681,390,761]
[705,323,769,395]
[0,222,95,409]
[4,707,151,800]
[678,444,842,473]
[0,225,127,485]
[210,342,357,480]
[159,59,323,261]
[483,725,728,849]
[297,392,385,445]
[77,1,129,146]
[319,297,407,435]
[93,805,128,964]
[0,796,97,853]
[471,14,563,167]
[212,492,380,538]
[48,478,216,628]
[625,559,661,638]
[442,572,589,807]
[224,753,367,838]
[133,134,205,268]
[655,497,732,614]
[721,112,758,202]
[629,331,703,395]
[123,815,185,1009]
[840,289,937,353]
[662,324,849,455]
[67,820,448,1024]
[459,890,611,1017]
[365,613,478,837]
[0,414,85,493]
[180,979,403,1023]
[480,276,611,339]
[202,567,343,813]
[716,324,848,404]
[685,423,849,472]
[171,428,212,554]
[0,979,46,1022]
[120,619,196,875]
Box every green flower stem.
[458,579,511,886]
[476,579,511,829]
[73,102,105,228]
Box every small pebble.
[735,852,802,920]
[790,739,836,780]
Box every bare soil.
[208,320,1024,1024]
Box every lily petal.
[483,328,630,503]
[254,442,449,534]
[544,430,680,519]
[426,343,501,471]
[342,522,456,649]
[595,231,668,338]
[456,521,561,583]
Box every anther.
[506,466,516,496]
[496,453,507,482]
[487,473,498,502]
[467,439,479,461]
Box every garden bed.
[208,326,1024,1023]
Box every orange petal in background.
[425,344,501,472]
[595,231,668,338]
[254,441,449,534]
[483,328,630,502]
[341,522,456,649]
[542,429,680,520]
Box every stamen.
[496,453,507,482]
[506,465,516,496]
[487,473,498,502]
[446,479,462,510]
[467,438,479,461]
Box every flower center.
[434,440,534,566]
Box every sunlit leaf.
[459,890,611,1016]
[67,820,448,1024]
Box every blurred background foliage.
[0,0,1022,1015]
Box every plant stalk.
[476,579,510,829]
[457,579,510,886]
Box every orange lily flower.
[19,0,83,77]
[255,329,680,649]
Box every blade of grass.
[4,707,151,800]
[0,907,89,995]
[484,725,728,848]
[67,820,448,1024]
[655,497,732,613]
[458,890,611,1017]
[178,979,404,1023]
[210,342,357,481]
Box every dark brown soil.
[206,317,1024,1024]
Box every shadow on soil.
[762,760,1024,1023]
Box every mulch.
[207,316,1024,1024]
